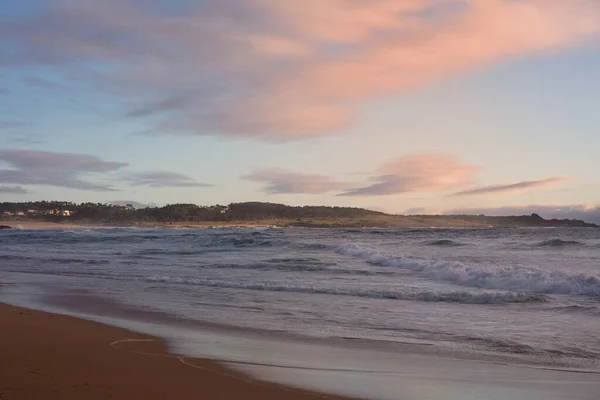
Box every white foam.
[335,243,600,296]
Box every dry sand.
[0,303,352,400]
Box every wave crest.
[335,243,600,296]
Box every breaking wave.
[335,243,600,296]
[146,276,547,304]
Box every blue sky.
[0,0,599,221]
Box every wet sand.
[0,303,353,400]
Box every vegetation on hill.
[0,201,596,228]
[0,201,382,223]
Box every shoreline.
[0,220,281,229]
[2,296,600,400]
[1,219,598,230]
[0,302,353,400]
[2,225,599,399]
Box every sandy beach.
[0,303,351,400]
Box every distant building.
[61,210,72,217]
[16,211,25,216]
[2,211,14,217]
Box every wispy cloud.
[0,185,29,194]
[242,168,351,194]
[451,176,571,196]
[0,121,29,130]
[245,154,479,196]
[0,149,127,191]
[245,155,574,198]
[5,134,44,145]
[2,0,599,140]
[21,76,62,89]
[341,154,479,196]
[124,171,213,188]
[0,121,43,145]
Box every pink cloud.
[255,0,444,42]
[341,154,479,196]
[451,176,572,196]
[245,154,479,196]
[242,154,577,198]
[3,0,600,139]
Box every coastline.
[2,218,597,230]
[0,217,485,229]
[0,220,279,229]
[2,294,600,400]
[0,302,353,400]
[2,224,599,399]
[0,220,113,229]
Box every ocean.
[1,226,599,399]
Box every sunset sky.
[1,0,599,221]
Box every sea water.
[1,227,599,399]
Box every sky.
[0,0,599,222]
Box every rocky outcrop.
[0,225,12,229]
